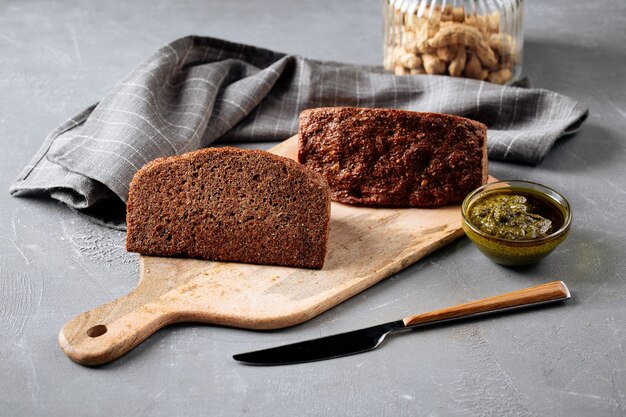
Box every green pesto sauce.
[469,193,553,240]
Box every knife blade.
[233,281,571,366]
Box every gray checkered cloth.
[10,36,588,229]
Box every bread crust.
[298,107,488,207]
[126,147,331,269]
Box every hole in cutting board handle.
[86,325,108,338]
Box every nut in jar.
[383,0,523,84]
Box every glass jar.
[383,0,524,84]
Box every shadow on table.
[523,38,624,172]
[544,123,621,171]
[523,38,626,92]
[494,227,618,298]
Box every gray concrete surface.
[1,0,625,416]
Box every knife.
[233,281,571,366]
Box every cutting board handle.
[403,281,571,326]
[58,258,191,365]
[58,282,178,366]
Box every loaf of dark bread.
[126,147,331,269]
[298,107,488,207]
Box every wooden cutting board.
[59,136,470,365]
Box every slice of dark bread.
[298,107,488,207]
[126,147,331,269]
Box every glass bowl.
[461,180,571,266]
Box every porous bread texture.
[126,147,331,269]
[298,107,488,207]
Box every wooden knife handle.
[403,281,571,327]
